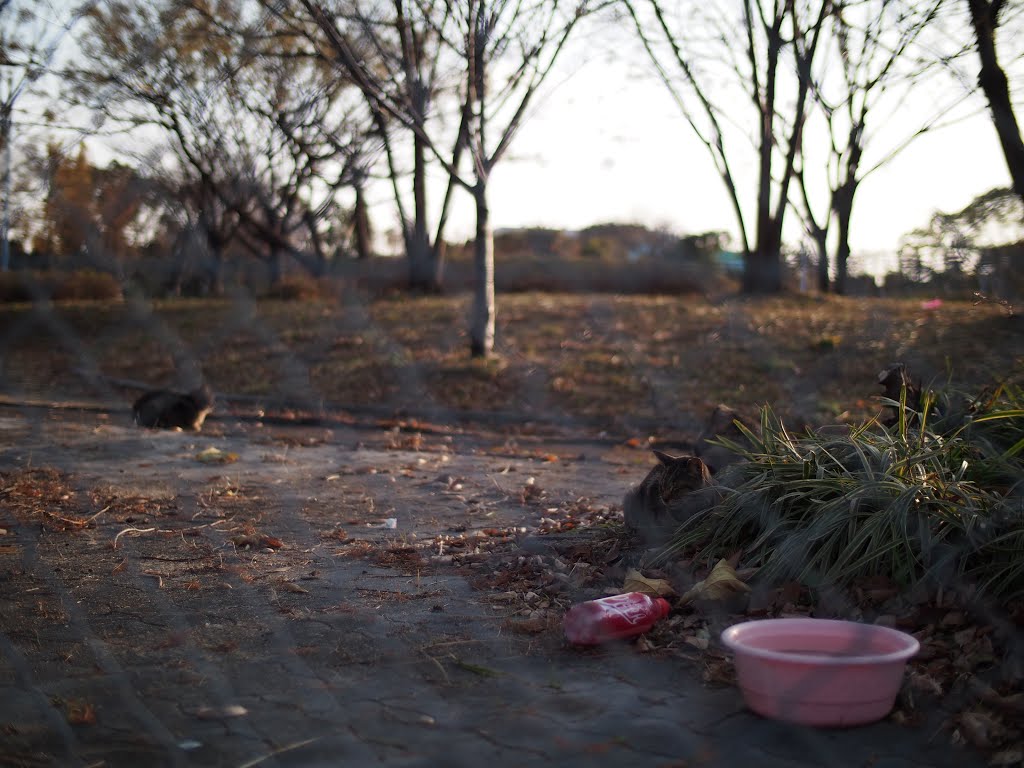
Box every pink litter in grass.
[721,618,920,727]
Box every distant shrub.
[492,258,731,295]
[0,270,122,303]
[0,272,36,302]
[51,270,123,302]
[580,236,616,261]
[264,274,342,301]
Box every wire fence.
[0,274,1021,766]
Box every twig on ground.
[84,505,110,524]
[423,653,451,685]
[236,737,322,768]
[113,526,157,549]
[43,510,95,527]
[488,475,512,499]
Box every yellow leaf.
[195,447,239,464]
[622,568,676,597]
[680,559,751,604]
[684,633,709,651]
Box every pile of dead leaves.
[451,513,1024,762]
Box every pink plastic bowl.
[720,618,920,727]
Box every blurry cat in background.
[132,384,214,431]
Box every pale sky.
[429,41,1013,278]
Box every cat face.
[651,450,712,501]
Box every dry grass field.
[1,292,1019,441]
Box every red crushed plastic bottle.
[563,592,672,645]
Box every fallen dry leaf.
[680,559,751,604]
[195,447,239,465]
[967,677,1024,714]
[955,710,1004,749]
[622,569,676,597]
[323,528,348,542]
[195,705,248,720]
[907,670,943,696]
[954,627,977,647]
[702,657,735,685]
[941,611,967,627]
[684,631,710,651]
[278,581,310,594]
[504,617,549,634]
[65,700,96,725]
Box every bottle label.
[599,594,649,626]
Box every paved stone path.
[0,406,983,767]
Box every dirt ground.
[0,402,989,768]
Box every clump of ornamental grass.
[664,379,1024,598]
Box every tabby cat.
[623,450,720,546]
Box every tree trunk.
[407,132,440,291]
[743,223,783,293]
[209,249,225,297]
[269,246,283,288]
[168,226,193,297]
[469,184,495,358]
[743,249,783,293]
[751,148,777,293]
[743,11,784,296]
[204,230,225,297]
[968,0,1024,204]
[812,227,829,293]
[833,185,855,295]
[407,228,441,291]
[353,183,372,260]
[834,238,851,296]
[747,188,784,291]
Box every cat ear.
[686,457,707,476]
[653,449,677,465]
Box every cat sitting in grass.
[132,384,214,431]
[623,450,721,547]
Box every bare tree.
[897,186,1023,294]
[626,0,830,293]
[439,0,590,355]
[796,0,944,294]
[305,0,591,356]
[0,0,95,270]
[967,0,1024,205]
[228,30,377,278]
[280,0,463,291]
[68,0,372,287]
